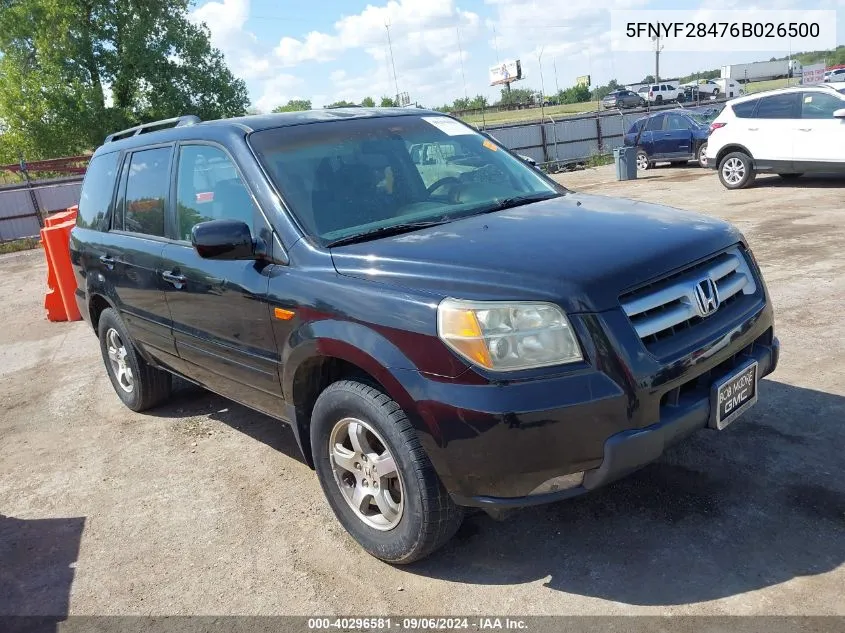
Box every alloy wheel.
[722,157,745,185]
[329,417,404,531]
[636,152,649,170]
[105,328,134,393]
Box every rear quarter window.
[77,152,119,230]
[731,99,759,118]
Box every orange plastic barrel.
[41,213,81,322]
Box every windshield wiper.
[481,191,562,214]
[326,219,451,247]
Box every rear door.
[159,142,283,415]
[747,92,801,165]
[638,114,665,157]
[794,91,845,167]
[103,146,177,363]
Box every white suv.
[705,87,845,189]
[647,83,680,104]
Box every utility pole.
[456,25,469,106]
[553,58,560,95]
[385,20,400,105]
[652,35,663,82]
[537,46,546,122]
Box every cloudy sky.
[189,0,845,112]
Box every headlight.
[437,299,583,371]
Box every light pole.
[537,45,546,121]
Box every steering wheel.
[426,176,462,197]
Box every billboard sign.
[489,60,522,86]
[801,63,825,85]
[576,75,591,88]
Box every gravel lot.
[1,164,843,616]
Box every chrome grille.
[621,246,757,342]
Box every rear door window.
[754,94,800,119]
[117,147,172,237]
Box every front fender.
[282,319,422,414]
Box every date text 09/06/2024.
[307,618,528,630]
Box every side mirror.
[518,154,537,167]
[833,108,845,118]
[191,219,255,260]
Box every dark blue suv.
[70,110,778,563]
[624,109,714,170]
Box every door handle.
[162,270,187,289]
[747,127,759,131]
[99,255,115,270]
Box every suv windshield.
[249,115,561,245]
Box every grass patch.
[585,154,615,168]
[0,237,40,255]
[743,78,797,94]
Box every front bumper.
[407,298,777,509]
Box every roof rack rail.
[104,115,201,143]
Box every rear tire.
[636,149,650,171]
[718,151,755,189]
[698,143,709,168]
[97,308,172,412]
[311,380,463,564]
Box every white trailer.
[721,60,802,83]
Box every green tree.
[592,79,620,100]
[497,87,535,107]
[379,96,397,107]
[0,0,249,162]
[325,100,357,108]
[360,96,375,107]
[272,99,312,112]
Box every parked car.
[706,86,845,189]
[624,109,712,169]
[824,68,845,82]
[647,82,681,104]
[601,89,645,110]
[70,109,779,563]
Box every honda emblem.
[694,278,720,317]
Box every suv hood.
[330,192,742,313]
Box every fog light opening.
[529,472,585,496]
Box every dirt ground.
[1,164,843,616]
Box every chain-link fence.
[478,98,727,171]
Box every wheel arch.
[282,321,423,469]
[715,143,754,168]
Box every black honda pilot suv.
[70,110,779,563]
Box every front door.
[159,143,283,416]
[659,114,694,159]
[795,91,845,166]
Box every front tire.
[718,151,755,189]
[97,308,172,412]
[636,149,650,171]
[311,380,463,564]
